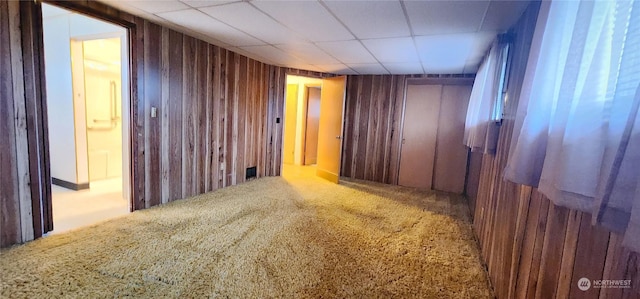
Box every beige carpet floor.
[0,165,493,298]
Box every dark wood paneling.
[0,0,52,246]
[0,0,22,247]
[471,2,640,298]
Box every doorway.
[398,80,472,193]
[41,3,131,233]
[282,75,346,183]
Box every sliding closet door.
[398,84,442,189]
[398,82,471,193]
[433,85,472,193]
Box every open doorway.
[283,75,323,169]
[282,75,346,183]
[41,3,131,234]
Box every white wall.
[42,4,125,185]
[43,15,77,184]
[285,75,323,165]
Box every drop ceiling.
[96,0,531,75]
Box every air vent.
[246,166,257,180]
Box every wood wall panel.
[0,0,22,247]
[342,74,406,184]
[471,2,640,298]
[1,1,51,246]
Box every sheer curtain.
[504,0,640,252]
[464,39,508,154]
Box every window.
[504,0,640,253]
[464,36,511,154]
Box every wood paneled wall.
[471,2,640,298]
[341,74,474,185]
[0,0,325,247]
[1,1,52,247]
[137,23,275,208]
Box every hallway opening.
[41,3,131,233]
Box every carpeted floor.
[0,165,493,298]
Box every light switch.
[151,107,157,118]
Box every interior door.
[304,87,321,165]
[398,84,442,189]
[316,76,347,183]
[433,85,472,193]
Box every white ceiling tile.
[288,64,326,73]
[240,45,306,66]
[158,9,264,46]
[347,63,389,75]
[98,0,150,16]
[200,2,304,45]
[481,1,531,31]
[95,0,528,74]
[415,32,495,74]
[314,64,356,74]
[405,1,490,35]
[121,0,190,14]
[362,37,419,63]
[252,1,353,42]
[334,69,359,75]
[140,12,170,24]
[180,0,240,8]
[421,61,464,74]
[275,43,339,65]
[382,62,424,74]
[315,40,377,64]
[324,1,410,39]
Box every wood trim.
[51,178,90,191]
[316,168,338,184]
[406,77,475,86]
[43,1,137,28]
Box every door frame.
[395,77,475,185]
[39,1,139,215]
[281,73,324,173]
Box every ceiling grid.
[93,0,530,75]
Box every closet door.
[398,84,442,189]
[397,83,471,193]
[433,85,472,193]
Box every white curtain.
[504,0,640,252]
[464,41,501,153]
